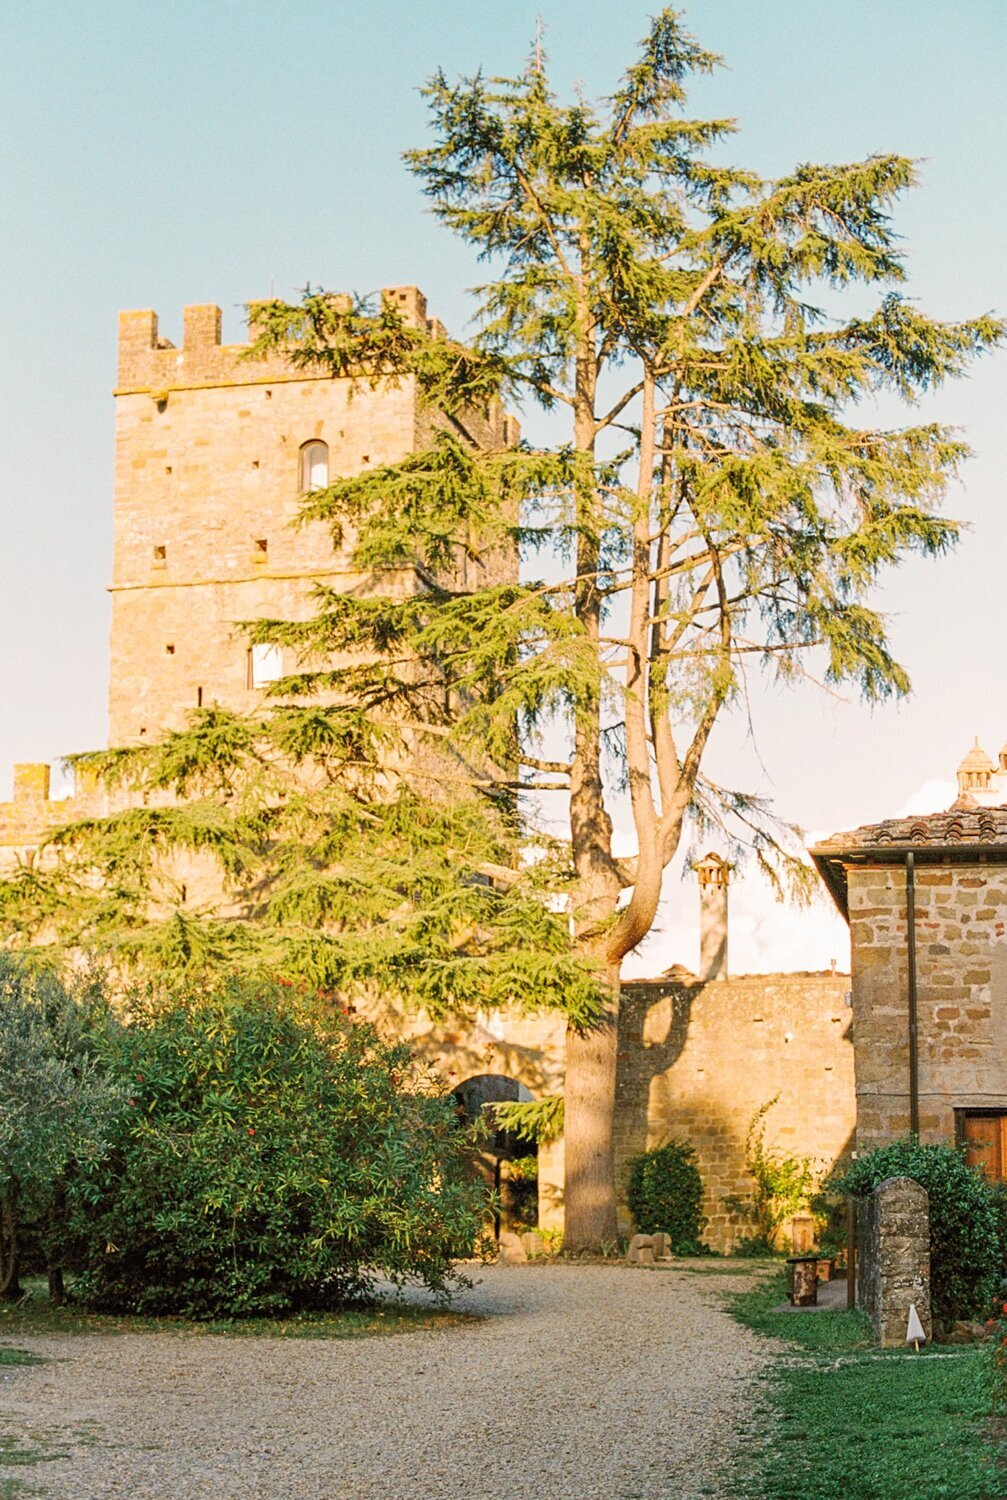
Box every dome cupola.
[957,737,995,794]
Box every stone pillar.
[857,1175,932,1347]
[696,853,730,981]
[789,1257,819,1306]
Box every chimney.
[695,853,730,981]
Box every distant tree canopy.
[1,8,1002,1249]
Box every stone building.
[0,289,858,1247]
[812,795,1007,1177]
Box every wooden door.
[962,1113,1007,1180]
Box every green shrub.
[626,1140,705,1251]
[989,1180,1007,1286]
[833,1139,1001,1322]
[809,1191,849,1258]
[743,1096,820,1247]
[67,979,486,1318]
[0,958,125,1299]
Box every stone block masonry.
[857,1175,932,1347]
[847,862,1007,1149]
[109,287,515,746]
[616,973,855,1252]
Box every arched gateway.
[452,1073,538,1237]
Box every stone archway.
[452,1074,538,1237]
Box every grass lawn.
[0,1278,475,1341]
[729,1270,1003,1500]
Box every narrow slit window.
[300,440,329,492]
[248,643,283,689]
[196,686,203,707]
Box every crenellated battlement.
[117,285,440,393]
[12,762,51,803]
[102,281,519,747]
[0,762,111,863]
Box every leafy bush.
[989,1180,1007,1286]
[626,1141,705,1251]
[504,1154,538,1232]
[809,1191,850,1258]
[833,1139,1002,1322]
[742,1096,820,1249]
[0,958,124,1299]
[67,980,486,1318]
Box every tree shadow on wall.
[615,978,857,1244]
[616,978,703,1170]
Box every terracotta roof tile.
[811,802,1007,854]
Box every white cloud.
[895,779,956,817]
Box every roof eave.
[809,839,1007,925]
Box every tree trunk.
[0,1192,21,1302]
[46,1180,68,1304]
[563,991,620,1252]
[562,259,624,1252]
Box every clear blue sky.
[2,1,1005,967]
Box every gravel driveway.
[0,1262,768,1499]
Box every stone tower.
[109,286,514,745]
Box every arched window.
[300,440,329,492]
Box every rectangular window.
[959,1111,1007,1180]
[247,643,283,689]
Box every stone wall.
[110,288,513,747]
[0,763,113,874]
[848,862,1007,1148]
[616,973,855,1251]
[857,1175,932,1347]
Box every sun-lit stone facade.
[110,288,514,744]
[813,802,1007,1157]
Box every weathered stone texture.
[849,863,1007,1149]
[109,289,513,746]
[615,973,855,1252]
[857,1175,932,1347]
